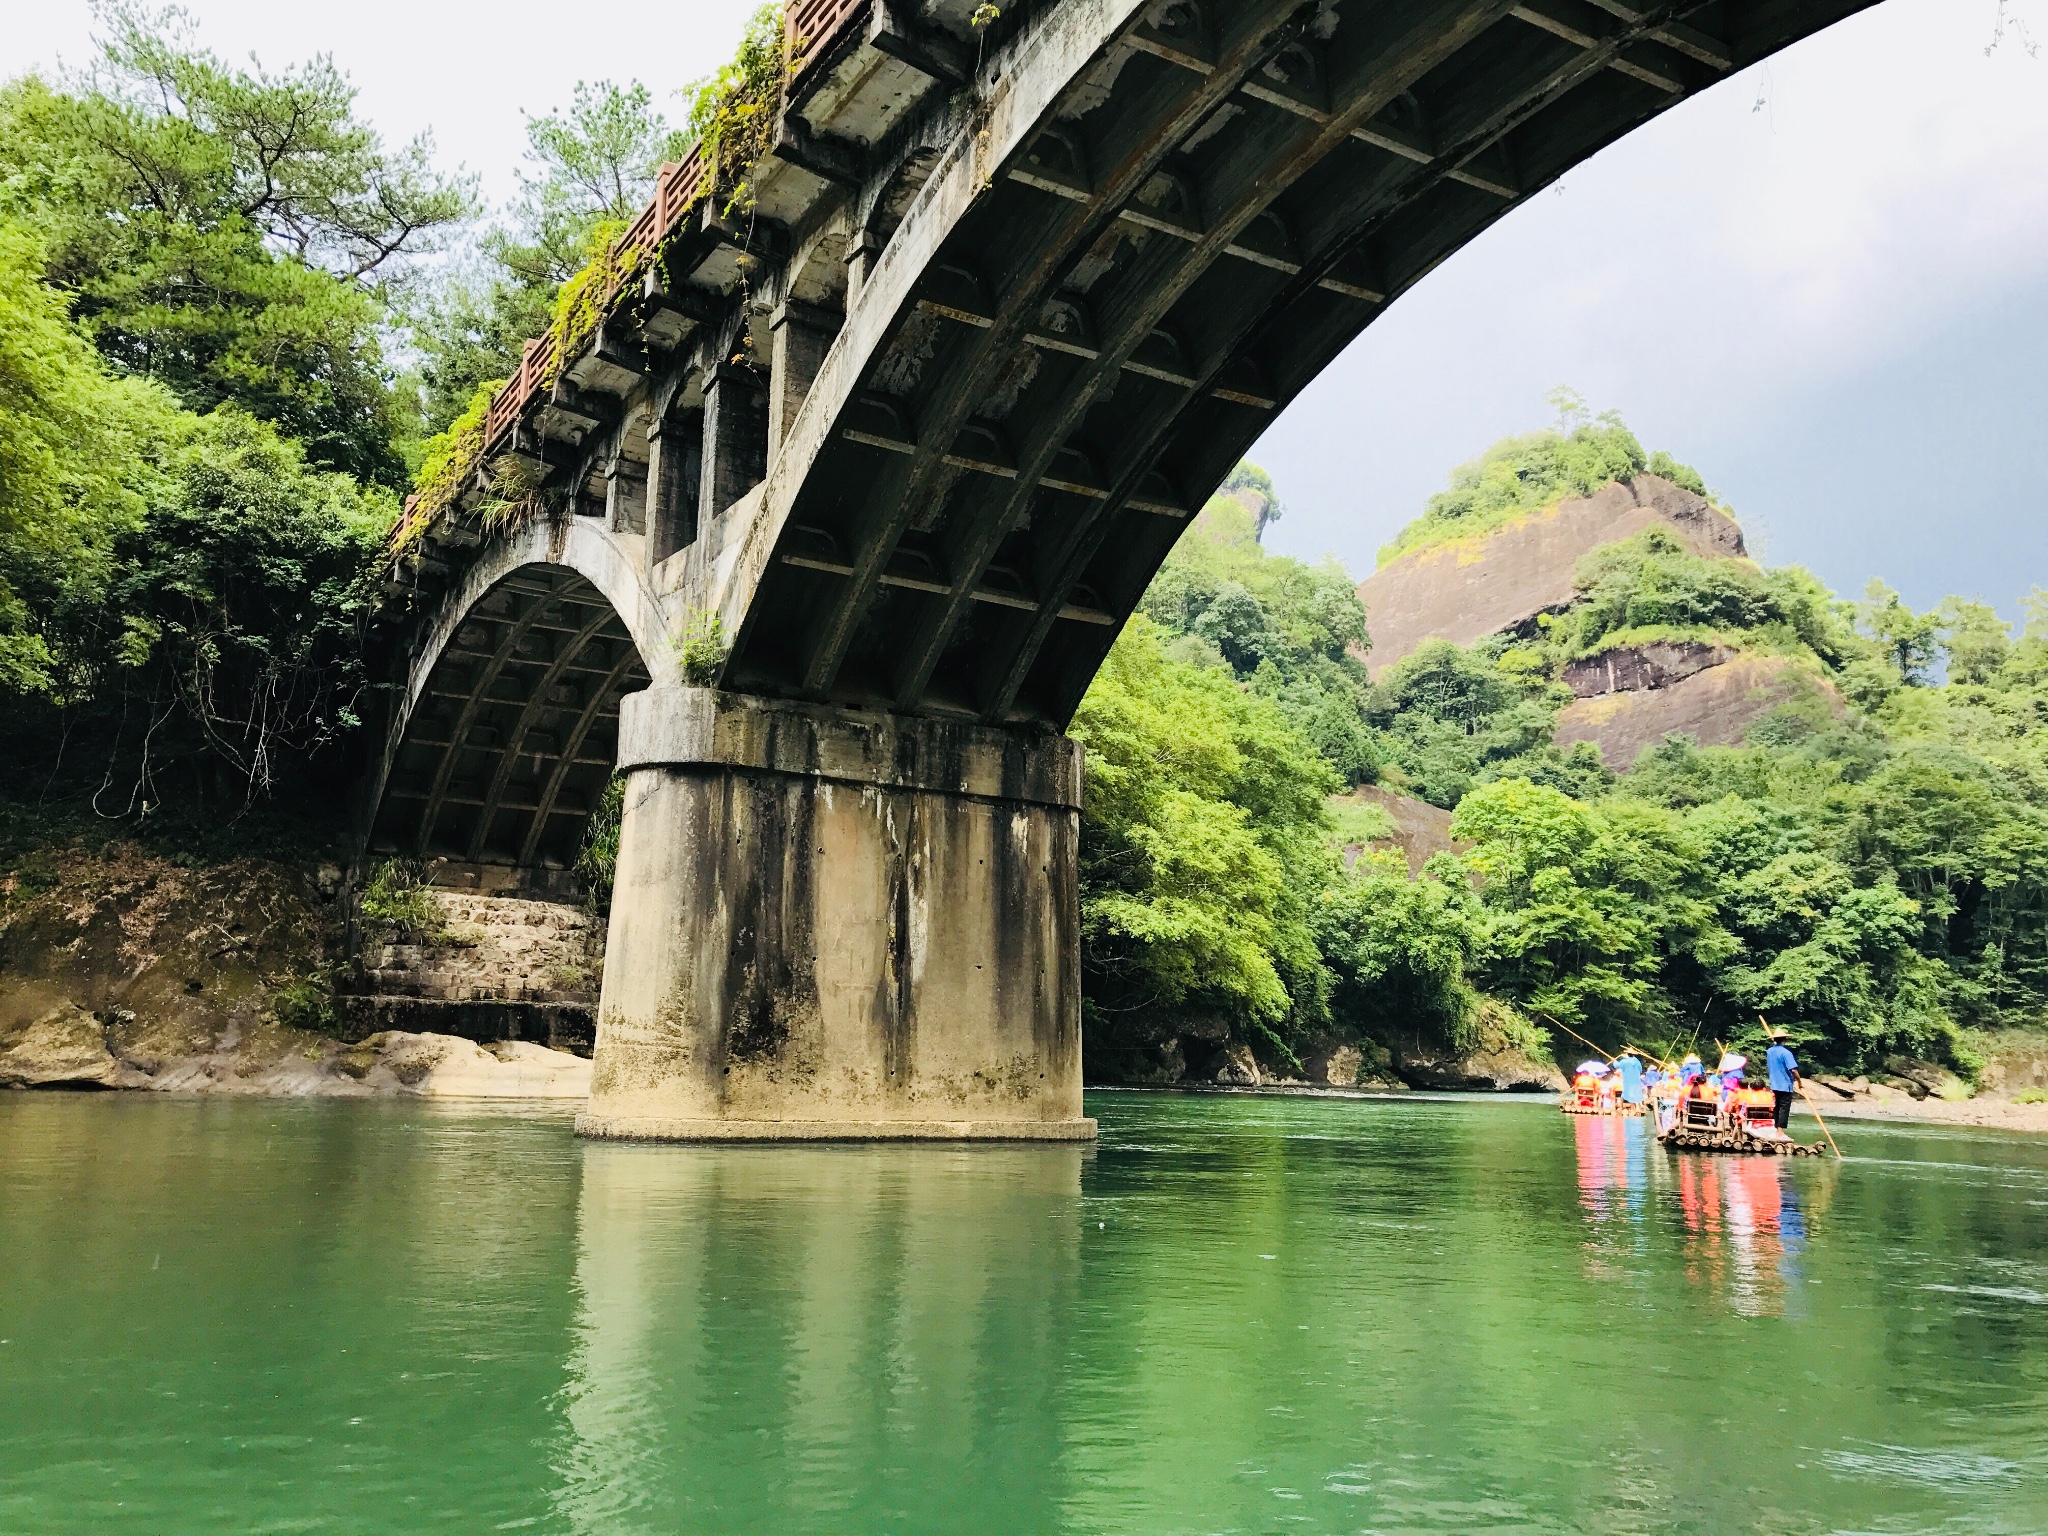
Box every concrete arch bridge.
[368,0,1876,1139]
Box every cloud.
[1253,0,2048,594]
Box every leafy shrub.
[575,775,625,916]
[676,609,728,685]
[358,860,447,941]
[273,970,339,1034]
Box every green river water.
[2,1090,2044,1535]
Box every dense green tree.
[1363,640,1568,807]
[1544,527,1853,664]
[1936,596,2011,684]
[0,212,394,806]
[1313,854,1480,1048]
[0,4,473,482]
[1138,479,1377,787]
[411,79,685,433]
[0,222,180,695]
[1070,616,1338,1057]
[1857,579,1941,685]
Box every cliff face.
[1356,475,1744,677]
[0,840,595,1095]
[1553,653,1835,769]
[1561,639,1732,697]
[1341,785,1459,873]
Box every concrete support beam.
[604,453,647,537]
[647,409,702,565]
[578,687,1091,1141]
[699,365,770,525]
[768,300,843,458]
[844,228,883,308]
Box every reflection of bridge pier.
[553,1143,1083,1530]
[367,0,1879,1139]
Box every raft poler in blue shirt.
[1616,1051,1645,1105]
[1765,1029,1801,1132]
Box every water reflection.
[1572,1111,1652,1224]
[7,1095,2048,1536]
[554,1144,1084,1536]
[1570,1112,1817,1317]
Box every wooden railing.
[399,0,872,544]
[787,0,870,89]
[479,148,712,458]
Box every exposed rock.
[1215,1042,1261,1086]
[337,1032,592,1098]
[1339,785,1461,874]
[1356,475,1743,676]
[1883,1056,1971,1102]
[1562,640,1734,698]
[1810,1074,1870,1100]
[1552,654,1836,769]
[1324,1043,1362,1087]
[0,840,337,1074]
[0,1002,118,1088]
[1,842,597,1098]
[1972,1032,2048,1099]
[1295,1035,1405,1090]
[1395,1040,1566,1093]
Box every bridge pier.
[575,687,1093,1141]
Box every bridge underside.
[371,567,650,879]
[375,0,1878,1138]
[728,0,1872,728]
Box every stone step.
[358,890,603,1019]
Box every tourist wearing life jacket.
[1765,1029,1801,1131]
[1716,1053,1747,1113]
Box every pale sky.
[6,0,2047,616]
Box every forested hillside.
[4,9,2046,1093]
[1078,422,2048,1090]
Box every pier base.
[576,688,1093,1141]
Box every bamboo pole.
[1799,1083,1844,1158]
[1757,1013,1841,1157]
[1541,1014,1615,1063]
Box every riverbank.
[1805,1095,2048,1133]
[0,1002,591,1098]
[0,836,594,1098]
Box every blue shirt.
[1617,1056,1644,1103]
[1766,1043,1799,1093]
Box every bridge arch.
[367,517,676,878]
[374,0,1883,1137]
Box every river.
[2,1091,2044,1534]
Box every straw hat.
[1715,1051,1746,1074]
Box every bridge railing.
[396,0,874,545]
[787,0,870,91]
[478,148,711,461]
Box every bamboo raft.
[1657,1092,1826,1156]
[1560,1081,1644,1116]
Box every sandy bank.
[1800,1095,2048,1134]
